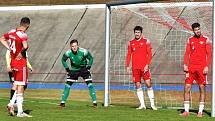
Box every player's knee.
[185,85,191,92]
[135,82,141,87]
[66,81,73,86]
[87,83,94,89]
[199,85,205,92]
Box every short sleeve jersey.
[3,29,28,60]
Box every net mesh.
[109,2,212,108]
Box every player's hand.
[184,65,188,73]
[86,65,91,70]
[15,52,23,60]
[126,67,130,73]
[65,68,71,75]
[203,66,208,75]
[144,65,149,73]
[29,68,33,73]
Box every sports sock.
[147,87,155,107]
[87,83,97,103]
[61,83,71,103]
[198,102,204,113]
[9,90,17,106]
[16,93,23,114]
[8,72,14,82]
[136,88,145,107]
[184,101,190,112]
[10,89,15,100]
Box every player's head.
[191,22,201,38]
[133,26,143,40]
[70,39,79,54]
[20,17,30,31]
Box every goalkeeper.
[59,39,97,108]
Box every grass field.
[0,89,214,121]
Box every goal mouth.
[107,1,212,109]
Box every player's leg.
[81,67,97,107]
[15,66,32,117]
[181,71,193,116]
[60,81,74,107]
[16,84,24,116]
[85,80,97,107]
[133,69,145,110]
[182,83,192,116]
[8,72,16,100]
[196,70,206,117]
[143,70,157,110]
[7,72,16,116]
[197,84,205,117]
[60,72,77,107]
[8,83,17,108]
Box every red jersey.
[3,29,28,66]
[184,35,212,69]
[126,37,152,69]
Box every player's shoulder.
[142,36,151,44]
[202,35,211,44]
[79,47,88,55]
[16,30,28,40]
[8,29,16,34]
[187,36,194,43]
[65,49,72,56]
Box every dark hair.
[191,23,200,30]
[70,39,78,45]
[20,17,30,25]
[134,26,143,33]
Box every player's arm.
[61,52,70,73]
[16,40,28,60]
[144,40,152,72]
[5,50,11,72]
[85,50,93,70]
[206,40,212,66]
[126,42,132,73]
[146,40,152,65]
[0,35,10,50]
[183,40,190,72]
[204,39,212,74]
[25,52,33,71]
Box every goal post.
[212,0,215,117]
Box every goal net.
[109,2,212,109]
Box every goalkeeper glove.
[65,68,70,73]
[86,65,91,70]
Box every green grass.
[0,97,214,121]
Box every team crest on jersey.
[132,43,135,46]
[199,41,204,44]
[133,48,136,51]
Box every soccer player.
[126,26,157,110]
[6,49,33,116]
[0,17,32,117]
[59,39,97,108]
[181,23,212,117]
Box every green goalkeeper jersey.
[61,47,93,71]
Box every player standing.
[6,49,33,116]
[0,17,32,117]
[181,23,212,117]
[59,39,97,108]
[126,26,157,110]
